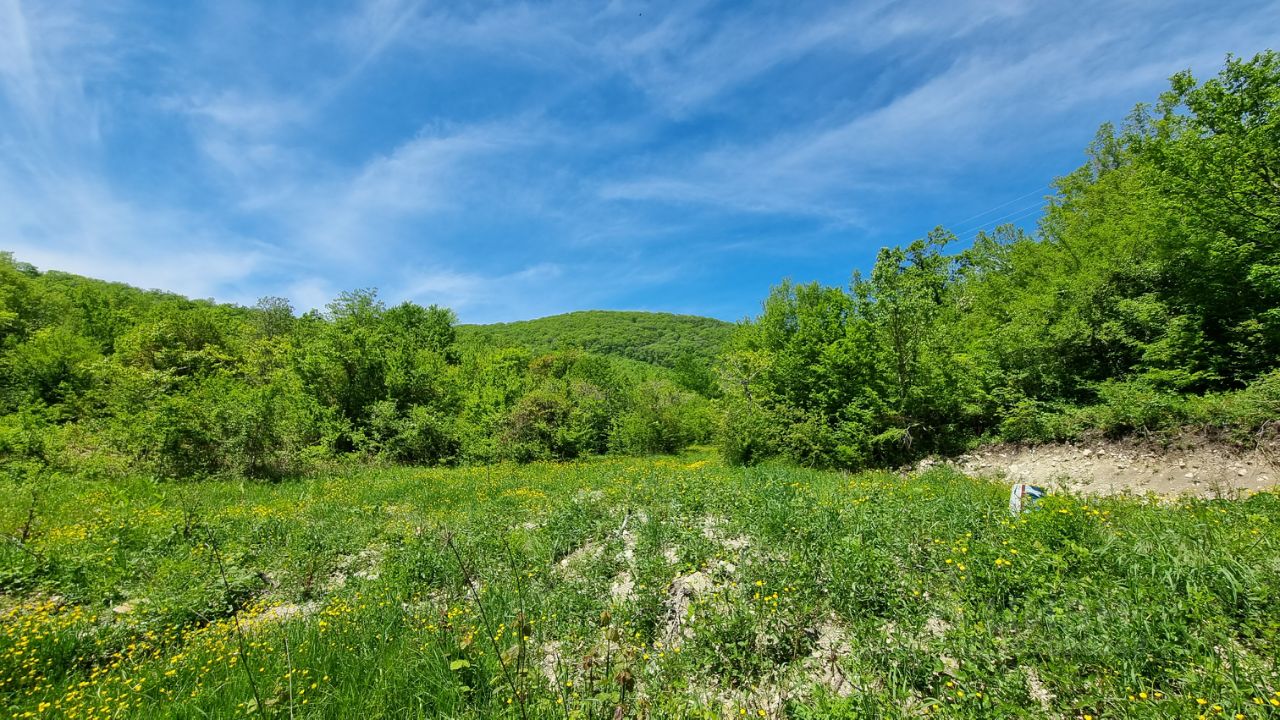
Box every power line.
[961,204,1046,243]
[953,199,1047,236]
[948,185,1050,228]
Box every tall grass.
[1,453,1277,717]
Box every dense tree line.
[718,51,1280,468]
[0,271,714,480]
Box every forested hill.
[3,51,1278,483]
[457,310,735,367]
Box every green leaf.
[449,659,471,671]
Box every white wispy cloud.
[394,263,566,322]
[0,0,264,298]
[596,0,1280,221]
[2,0,1277,322]
[592,0,1027,116]
[327,0,423,80]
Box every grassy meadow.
[1,452,1278,718]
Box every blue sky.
[1,1,1277,323]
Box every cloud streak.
[0,0,265,298]
[598,1,1280,222]
[1,0,1277,321]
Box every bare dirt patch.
[609,541,636,603]
[701,515,752,553]
[556,542,603,574]
[694,684,788,719]
[660,571,713,647]
[802,618,854,697]
[327,546,385,590]
[923,435,1279,497]
[609,512,642,603]
[1022,665,1057,715]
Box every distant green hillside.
[458,310,735,367]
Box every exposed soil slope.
[921,434,1279,498]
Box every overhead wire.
[947,185,1050,228]
[952,198,1047,237]
[960,204,1047,243]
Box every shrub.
[122,373,329,479]
[997,398,1060,444]
[718,401,776,466]
[499,388,577,461]
[610,380,708,455]
[367,400,459,465]
[1091,379,1189,436]
[0,406,57,479]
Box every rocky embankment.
[920,435,1278,498]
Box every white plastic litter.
[1009,483,1047,515]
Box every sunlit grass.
[1,452,1277,718]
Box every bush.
[1090,379,1189,436]
[773,408,846,468]
[499,388,577,461]
[610,380,710,455]
[123,373,329,479]
[0,406,57,479]
[367,400,459,465]
[718,401,776,466]
[997,398,1061,444]
[3,325,98,407]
